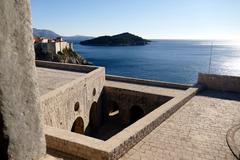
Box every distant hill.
[80,32,150,46]
[63,35,93,44]
[33,28,93,43]
[33,28,60,39]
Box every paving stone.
[120,90,240,160]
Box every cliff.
[80,32,150,46]
[35,46,91,65]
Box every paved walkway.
[120,90,240,160]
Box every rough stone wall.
[198,73,240,93]
[103,87,172,125]
[0,0,46,159]
[38,43,55,55]
[40,68,105,132]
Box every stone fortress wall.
[36,60,199,160]
[37,61,105,133]
[103,87,172,126]
[38,41,71,54]
[198,73,240,93]
[37,61,174,139]
[1,1,240,160]
[9,60,240,160]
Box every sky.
[31,0,240,40]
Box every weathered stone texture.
[198,73,240,93]
[0,0,46,159]
[39,66,105,132]
[120,90,240,160]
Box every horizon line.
[33,28,240,42]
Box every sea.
[74,40,240,84]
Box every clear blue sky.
[31,0,240,40]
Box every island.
[80,32,150,46]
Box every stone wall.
[36,60,98,73]
[55,41,71,53]
[40,65,105,132]
[106,75,192,90]
[45,86,199,160]
[37,41,70,55]
[0,0,46,159]
[103,87,172,125]
[198,73,240,93]
[45,126,108,160]
[38,43,55,54]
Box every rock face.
[35,47,92,65]
[80,32,150,46]
[0,0,46,159]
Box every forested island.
[80,32,150,46]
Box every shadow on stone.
[198,90,240,101]
[0,90,9,160]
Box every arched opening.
[108,101,119,117]
[130,105,144,124]
[71,117,84,134]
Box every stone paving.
[37,67,84,95]
[120,90,240,160]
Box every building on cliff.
[34,36,73,54]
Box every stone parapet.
[45,86,200,160]
[106,75,192,90]
[198,73,240,93]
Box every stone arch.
[71,117,84,134]
[130,105,144,124]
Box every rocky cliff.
[35,45,91,65]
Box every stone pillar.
[0,0,46,160]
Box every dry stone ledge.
[0,0,46,159]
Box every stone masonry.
[120,90,240,160]
[0,0,46,159]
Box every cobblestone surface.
[120,90,240,160]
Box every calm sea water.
[74,40,240,84]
